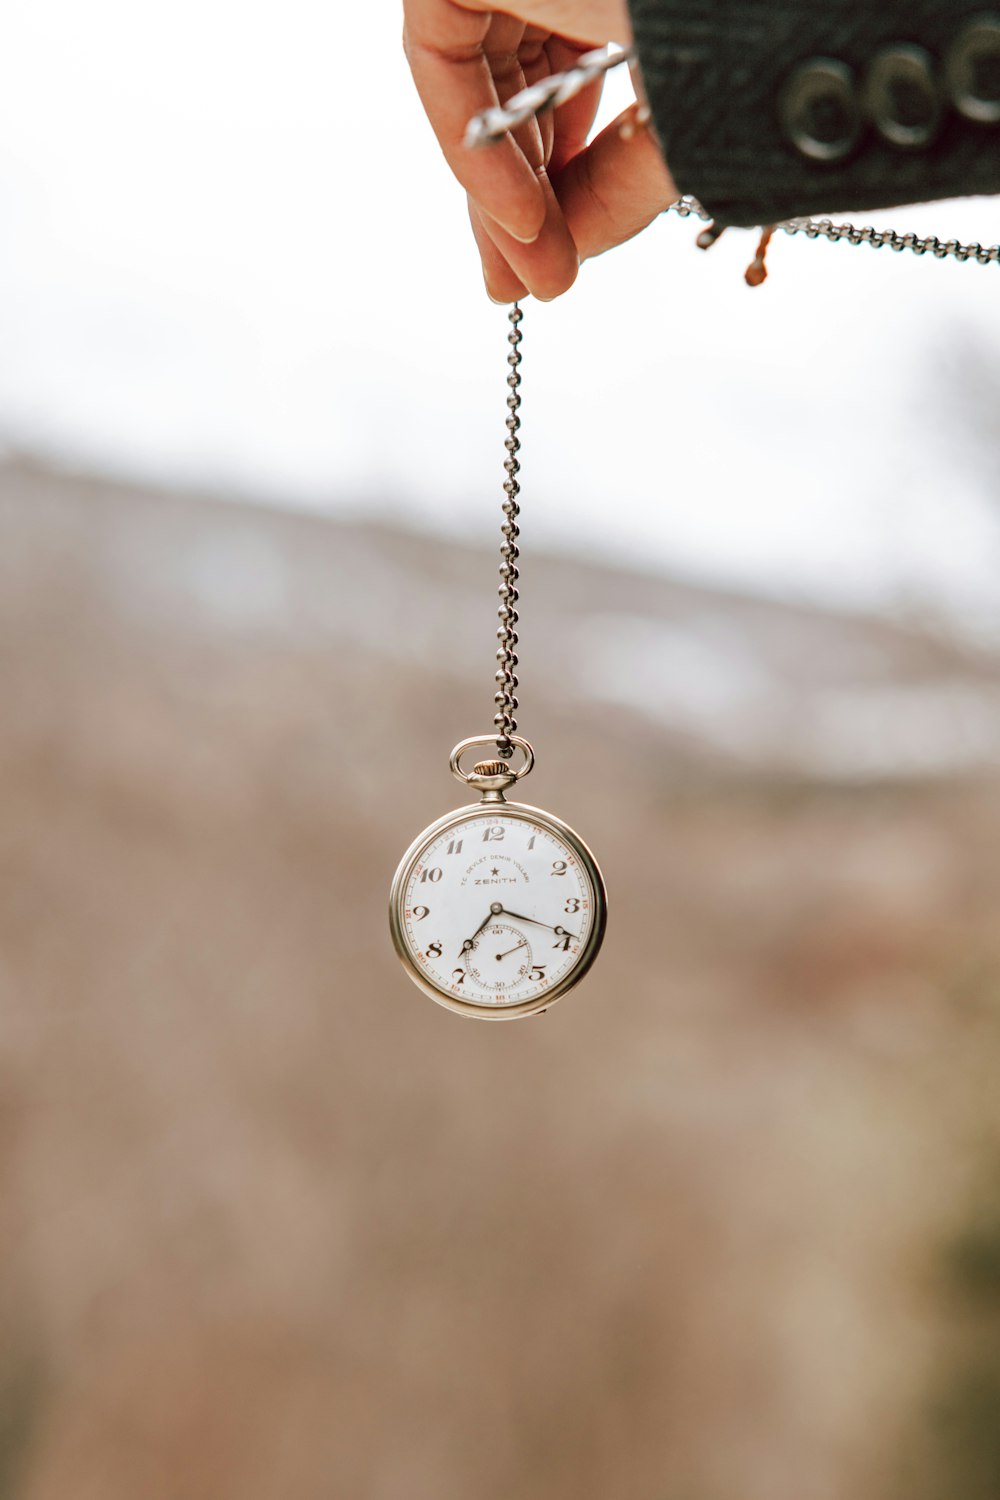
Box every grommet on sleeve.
[945,14,1000,124]
[864,44,943,149]
[779,58,863,163]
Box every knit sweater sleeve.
[627,0,1000,227]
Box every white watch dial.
[397,809,599,1010]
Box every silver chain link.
[669,194,1000,264]
[464,46,633,149]
[494,304,523,758]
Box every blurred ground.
[0,455,999,1500]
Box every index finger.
[403,0,547,244]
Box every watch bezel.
[388,799,607,1021]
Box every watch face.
[389,802,606,1019]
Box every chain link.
[494,304,523,758]
[465,46,633,149]
[669,195,1000,265]
[780,214,1000,264]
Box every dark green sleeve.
[627,0,1000,227]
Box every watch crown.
[473,760,511,777]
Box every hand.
[402,0,677,301]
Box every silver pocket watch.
[389,736,607,1020]
[388,306,608,1019]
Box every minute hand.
[498,908,578,940]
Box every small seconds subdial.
[465,922,533,991]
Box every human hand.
[403,0,677,301]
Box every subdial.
[464,922,532,992]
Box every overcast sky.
[3,0,1000,626]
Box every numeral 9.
[412,905,429,921]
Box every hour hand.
[457,907,496,960]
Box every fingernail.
[483,272,504,305]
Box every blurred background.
[2,3,1000,1498]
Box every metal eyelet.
[945,14,1000,124]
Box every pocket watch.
[389,736,607,1020]
[388,305,608,1019]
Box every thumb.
[553,107,676,262]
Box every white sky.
[3,0,1000,625]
